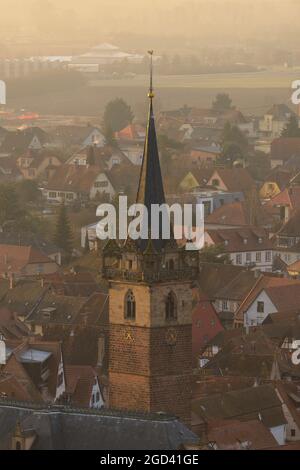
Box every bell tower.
[103,52,198,424]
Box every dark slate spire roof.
[135,52,167,252]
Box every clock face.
[165,328,177,346]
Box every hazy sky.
[0,0,299,48]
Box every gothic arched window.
[125,290,136,320]
[167,259,175,271]
[165,291,177,321]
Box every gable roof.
[46,164,102,193]
[208,168,255,192]
[277,208,300,237]
[198,263,246,299]
[215,270,259,301]
[65,365,98,407]
[264,283,300,312]
[192,384,286,428]
[206,226,273,252]
[266,187,300,215]
[192,292,224,357]
[50,125,104,146]
[206,201,271,227]
[271,138,300,161]
[234,276,300,323]
[207,419,277,450]
[0,245,55,275]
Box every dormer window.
[224,240,229,246]
[258,237,262,244]
[243,238,247,245]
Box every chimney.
[0,334,6,365]
[284,205,290,223]
[9,273,14,289]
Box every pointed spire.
[135,51,166,252]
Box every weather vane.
[147,50,154,99]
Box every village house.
[192,384,287,445]
[192,290,224,365]
[206,168,255,196]
[64,365,105,409]
[118,141,144,165]
[204,420,277,450]
[270,137,300,169]
[0,336,66,403]
[274,209,300,265]
[264,186,300,223]
[50,125,106,149]
[0,245,58,278]
[185,144,221,167]
[205,200,272,230]
[16,151,61,180]
[243,283,300,326]
[69,145,132,170]
[259,168,292,200]
[204,227,274,271]
[43,164,104,203]
[213,269,262,328]
[0,127,50,155]
[0,233,62,266]
[115,123,145,142]
[259,105,297,139]
[178,168,214,192]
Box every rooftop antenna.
[147,50,154,100]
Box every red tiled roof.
[65,365,97,407]
[208,168,255,192]
[192,292,224,358]
[271,138,300,161]
[0,245,54,274]
[46,164,103,193]
[266,186,300,212]
[206,201,249,226]
[235,276,300,323]
[265,283,300,311]
[207,419,277,450]
[206,226,273,252]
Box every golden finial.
[147,50,155,99]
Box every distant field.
[6,70,300,117]
[90,70,300,90]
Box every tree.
[281,114,300,138]
[219,122,248,167]
[212,93,232,112]
[0,183,22,228]
[103,98,134,132]
[16,180,41,203]
[84,231,90,253]
[102,123,116,146]
[53,204,73,256]
[199,244,231,264]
